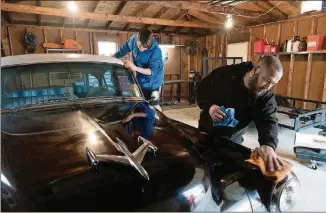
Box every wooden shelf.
[255,50,326,56]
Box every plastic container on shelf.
[254,38,267,54]
[307,35,324,51]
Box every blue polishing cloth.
[213,106,238,128]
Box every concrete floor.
[163,104,326,212]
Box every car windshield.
[1,62,142,109]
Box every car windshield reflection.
[1,62,141,109]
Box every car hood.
[1,101,209,211]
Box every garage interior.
[1,0,326,211]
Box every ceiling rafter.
[158,11,187,33]
[1,2,219,29]
[136,1,276,20]
[84,1,101,28]
[144,7,171,29]
[106,1,128,29]
[253,1,288,20]
[124,3,150,31]
[188,10,223,26]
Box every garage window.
[98,41,117,56]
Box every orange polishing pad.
[245,152,294,182]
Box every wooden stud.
[248,28,253,61]
[323,74,326,103]
[1,2,218,29]
[43,29,47,43]
[60,30,63,43]
[89,32,93,54]
[303,17,317,108]
[287,21,298,97]
[7,27,13,55]
[273,23,282,94]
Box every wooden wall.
[202,15,326,108]
[1,25,200,100]
[248,15,326,108]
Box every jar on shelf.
[286,37,294,52]
[298,37,307,52]
[280,40,288,52]
[292,36,301,52]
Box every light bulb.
[68,1,78,13]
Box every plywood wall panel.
[291,55,308,104]
[76,31,91,54]
[2,27,8,39]
[297,18,312,38]
[62,30,76,40]
[280,21,294,46]
[276,56,291,96]
[317,16,326,50]
[44,29,61,44]
[8,27,25,55]
[265,24,278,44]
[307,55,326,108]
[252,26,264,63]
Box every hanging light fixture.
[225,15,233,29]
[67,1,78,13]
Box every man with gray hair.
[196,56,284,172]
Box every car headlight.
[269,172,300,212]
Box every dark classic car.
[1,54,300,212]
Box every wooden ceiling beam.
[124,3,150,31]
[136,1,276,20]
[2,23,197,37]
[253,1,288,20]
[106,1,128,29]
[158,11,187,32]
[144,7,171,29]
[1,2,218,29]
[84,1,101,28]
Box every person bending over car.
[113,29,164,112]
[196,56,284,173]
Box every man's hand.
[123,60,137,72]
[209,105,226,122]
[254,145,284,172]
[122,114,134,123]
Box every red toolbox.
[307,35,324,51]
[254,38,267,54]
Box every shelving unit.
[254,50,326,56]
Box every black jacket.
[196,62,279,150]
